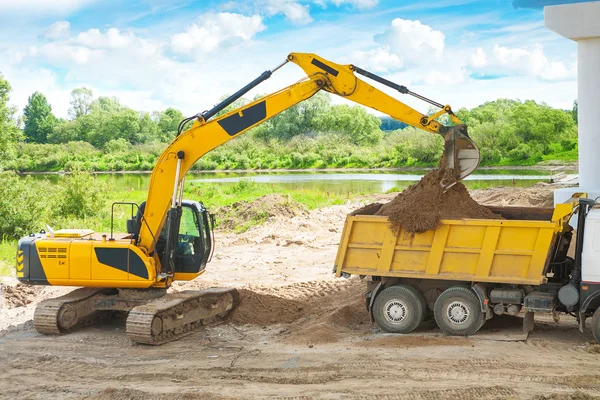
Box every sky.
[0,0,589,119]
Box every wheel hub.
[447,301,469,324]
[384,300,407,324]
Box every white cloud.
[492,44,575,81]
[350,47,402,72]
[75,28,138,49]
[376,19,445,65]
[331,0,378,9]
[470,47,487,68]
[171,12,265,54]
[263,0,312,25]
[46,21,70,40]
[31,43,102,65]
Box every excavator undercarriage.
[34,287,239,345]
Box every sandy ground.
[2,184,600,400]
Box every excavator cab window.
[173,202,212,274]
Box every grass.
[0,238,16,277]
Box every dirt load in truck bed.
[355,168,501,233]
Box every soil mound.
[357,168,501,233]
[472,183,555,208]
[229,280,370,344]
[1,283,42,309]
[216,194,307,231]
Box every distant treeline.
[0,73,578,172]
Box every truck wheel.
[434,287,485,336]
[373,285,425,334]
[592,308,600,343]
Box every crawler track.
[126,288,240,345]
[33,288,111,335]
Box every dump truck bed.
[334,205,575,285]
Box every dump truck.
[334,194,600,342]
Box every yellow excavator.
[16,53,479,345]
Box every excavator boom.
[139,52,480,259]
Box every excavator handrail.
[138,52,479,277]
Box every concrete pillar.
[545,2,600,212]
[577,37,600,188]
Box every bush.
[54,171,109,219]
[0,173,57,239]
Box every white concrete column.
[577,37,600,188]
[545,2,600,215]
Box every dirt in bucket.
[357,168,501,233]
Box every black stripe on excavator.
[94,248,149,279]
[217,101,267,136]
[311,58,339,77]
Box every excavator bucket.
[441,124,480,187]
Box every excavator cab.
[129,200,213,275]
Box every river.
[29,169,577,194]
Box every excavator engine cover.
[442,124,480,185]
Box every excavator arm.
[138,52,480,265]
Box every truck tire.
[592,308,600,344]
[434,286,485,336]
[372,285,425,334]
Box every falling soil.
[368,168,501,233]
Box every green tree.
[315,104,383,145]
[68,87,94,119]
[23,91,56,143]
[253,92,331,140]
[157,107,184,141]
[572,100,578,123]
[0,74,20,162]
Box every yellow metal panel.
[345,248,381,271]
[69,240,92,281]
[391,250,429,273]
[439,252,479,275]
[446,225,486,249]
[36,239,69,283]
[398,229,434,248]
[475,226,501,278]
[425,225,449,275]
[528,227,555,280]
[490,255,531,278]
[334,217,354,277]
[496,226,538,251]
[174,270,205,281]
[349,220,386,245]
[377,231,399,272]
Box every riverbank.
[14,163,578,176]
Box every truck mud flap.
[365,281,383,321]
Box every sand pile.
[357,168,501,233]
[229,279,369,344]
[216,193,307,231]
